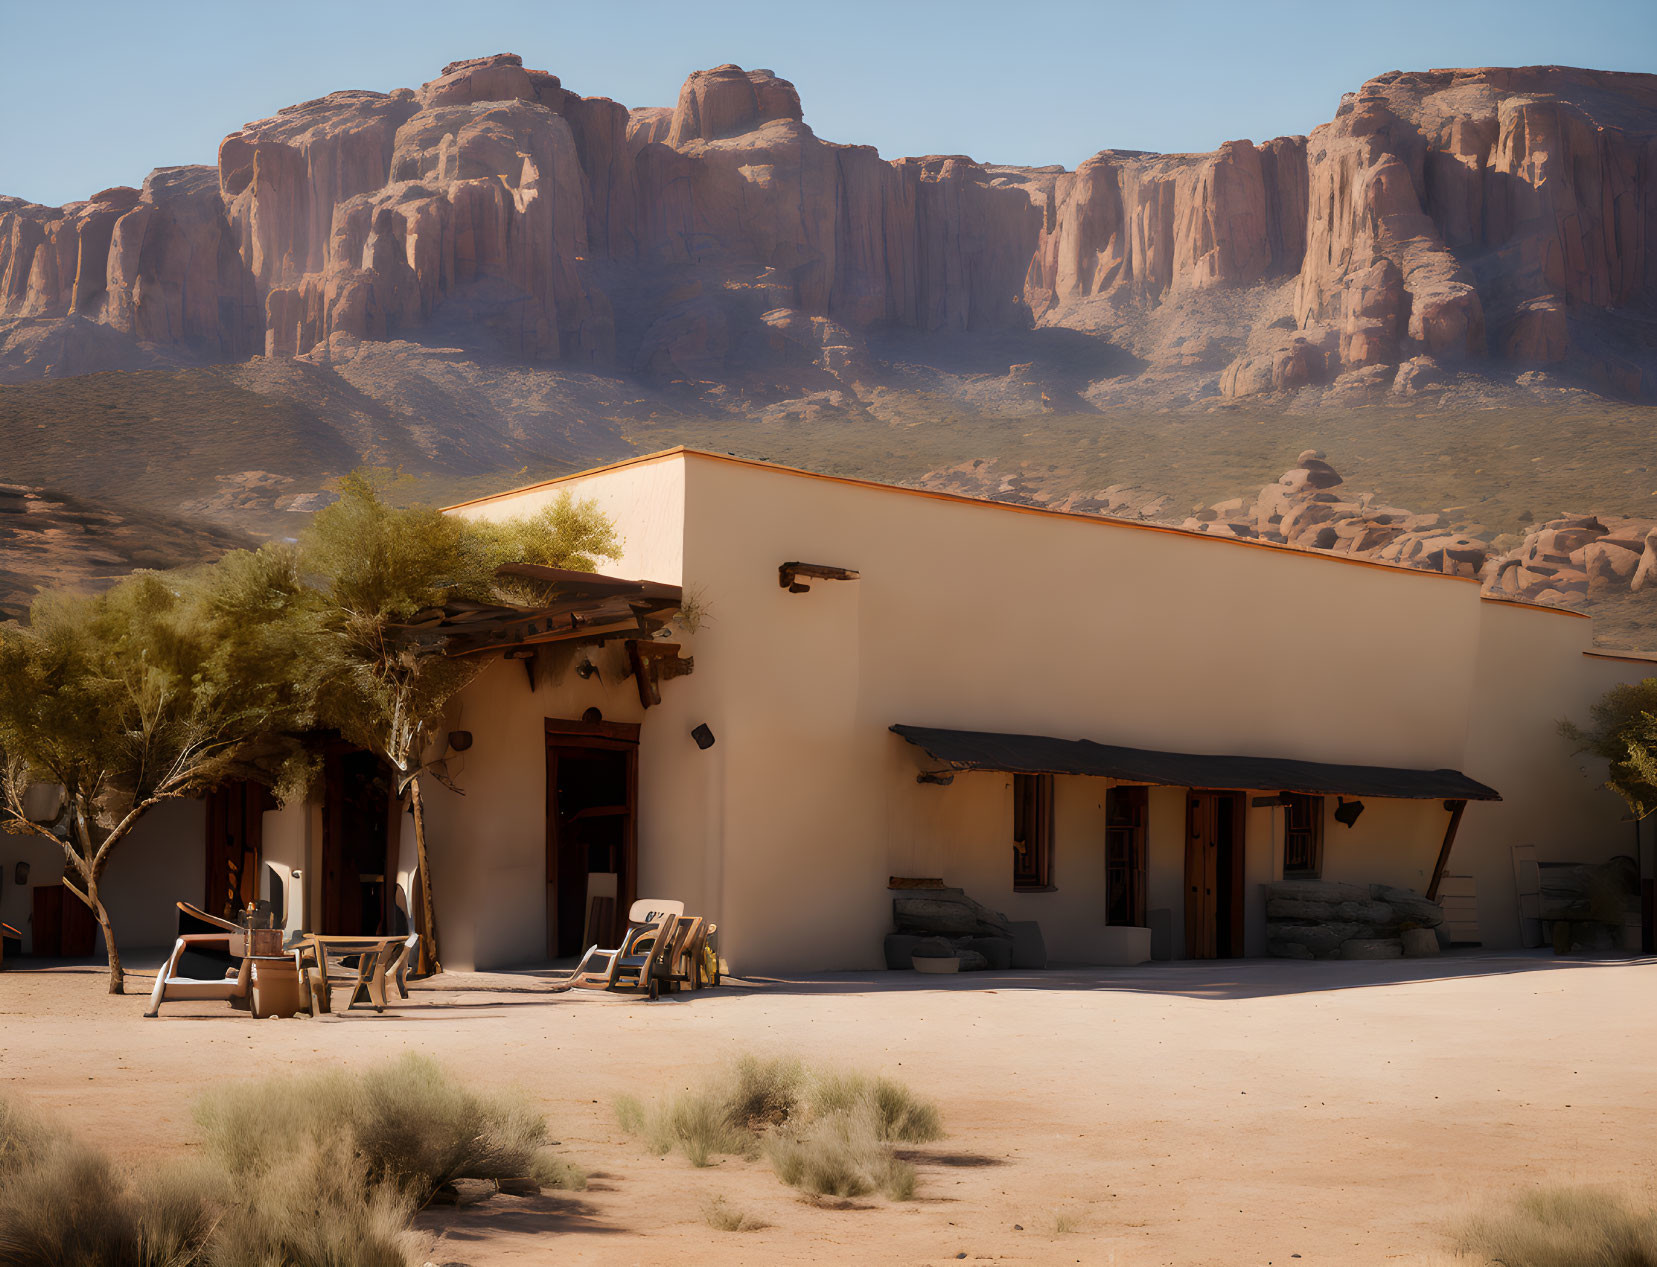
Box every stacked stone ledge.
[1265,879,1444,960]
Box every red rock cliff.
[2,57,1654,394]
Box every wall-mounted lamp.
[575,659,600,680]
[582,707,604,724]
[13,861,28,886]
[445,730,473,753]
[1334,797,1366,828]
[691,723,716,750]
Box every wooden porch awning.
[387,565,683,657]
[890,725,1501,801]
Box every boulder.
[1632,530,1657,593]
[1370,885,1446,927]
[1268,922,1371,957]
[1267,897,1339,921]
[1340,937,1404,960]
[892,897,979,936]
[1264,880,1372,904]
[1400,927,1440,958]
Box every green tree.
[1563,677,1657,821]
[298,472,618,974]
[0,549,314,993]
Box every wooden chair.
[175,900,237,934]
[676,919,720,989]
[381,933,421,1000]
[565,912,690,999]
[145,934,252,1017]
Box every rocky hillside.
[0,483,249,619]
[2,55,1655,404]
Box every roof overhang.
[890,724,1500,802]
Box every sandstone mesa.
[1,54,1655,398]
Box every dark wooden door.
[546,719,638,959]
[1185,790,1246,959]
[322,749,395,935]
[205,781,269,920]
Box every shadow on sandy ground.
[14,947,1653,1006]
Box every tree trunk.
[408,776,442,976]
[84,875,123,994]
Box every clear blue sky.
[4,0,1654,207]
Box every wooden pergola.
[387,564,689,707]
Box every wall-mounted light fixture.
[1334,797,1366,828]
[446,730,473,753]
[575,659,600,680]
[13,861,28,886]
[691,723,716,750]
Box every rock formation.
[1265,879,1445,960]
[2,56,1656,396]
[1176,449,1657,612]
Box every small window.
[1283,793,1324,877]
[1105,785,1148,926]
[1012,773,1054,890]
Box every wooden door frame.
[545,718,640,957]
[1184,789,1247,959]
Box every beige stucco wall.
[0,799,204,956]
[418,450,1653,974]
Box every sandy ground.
[1,951,1654,1266]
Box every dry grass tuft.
[703,1195,769,1232]
[1459,1187,1657,1266]
[0,1054,581,1266]
[0,1096,215,1267]
[765,1114,917,1201]
[616,1054,942,1201]
[196,1051,584,1204]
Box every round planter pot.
[911,954,960,974]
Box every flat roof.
[443,447,1587,606]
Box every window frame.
[1104,784,1149,926]
[1282,792,1325,878]
[1012,772,1055,891]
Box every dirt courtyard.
[1,952,1653,1265]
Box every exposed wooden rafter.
[779,561,860,593]
[384,566,684,662]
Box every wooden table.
[298,934,408,1015]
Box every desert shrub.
[703,1195,769,1232]
[196,1052,583,1204]
[728,1055,804,1130]
[808,1072,943,1145]
[204,1136,418,1267]
[615,1054,940,1200]
[764,1113,917,1200]
[1459,1187,1657,1266]
[0,1056,582,1266]
[0,1097,215,1267]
